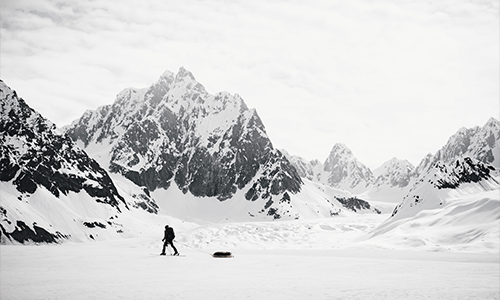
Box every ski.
[153,253,186,257]
[163,254,186,257]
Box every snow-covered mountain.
[367,157,499,250]
[284,144,375,193]
[372,158,415,188]
[367,119,500,248]
[65,68,302,204]
[323,143,374,192]
[415,117,500,175]
[390,117,500,220]
[2,67,497,248]
[282,150,322,182]
[285,146,418,206]
[390,157,498,220]
[288,119,500,205]
[1,71,384,245]
[387,117,500,220]
[0,80,134,243]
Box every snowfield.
[2,213,499,300]
[1,174,499,299]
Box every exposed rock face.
[372,158,415,188]
[390,157,498,219]
[287,119,500,199]
[0,80,125,210]
[389,118,500,220]
[65,68,302,201]
[285,144,374,192]
[245,149,303,202]
[0,220,69,244]
[282,150,322,182]
[282,147,382,212]
[0,80,128,243]
[415,118,500,175]
[323,143,374,190]
[335,197,381,214]
[432,157,497,190]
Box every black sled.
[212,251,233,258]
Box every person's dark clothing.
[161,226,178,255]
[164,226,175,240]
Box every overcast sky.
[1,0,498,170]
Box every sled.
[212,251,233,258]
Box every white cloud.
[1,0,498,169]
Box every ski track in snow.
[1,214,499,300]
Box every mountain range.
[286,117,499,198]
[1,68,498,245]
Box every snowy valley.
[1,69,499,299]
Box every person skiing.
[161,225,179,256]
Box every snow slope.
[366,175,500,253]
[4,182,497,299]
[366,190,500,252]
[146,172,385,225]
[0,167,379,244]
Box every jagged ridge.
[65,68,302,201]
[0,80,125,209]
[0,80,130,243]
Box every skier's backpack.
[166,227,175,240]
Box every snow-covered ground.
[2,213,499,300]
[2,172,499,299]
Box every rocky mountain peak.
[65,68,302,201]
[322,143,373,191]
[373,157,415,188]
[0,80,56,135]
[159,70,175,81]
[485,117,499,131]
[431,157,497,189]
[415,118,500,176]
[329,143,352,155]
[0,80,126,211]
[176,66,196,81]
[390,156,498,220]
[373,157,414,176]
[324,143,353,170]
[388,118,500,221]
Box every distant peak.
[330,143,352,155]
[176,67,196,81]
[384,157,413,167]
[388,157,408,164]
[456,126,469,134]
[160,70,175,79]
[485,117,499,127]
[332,143,347,149]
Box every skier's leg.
[170,241,179,255]
[161,241,167,255]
